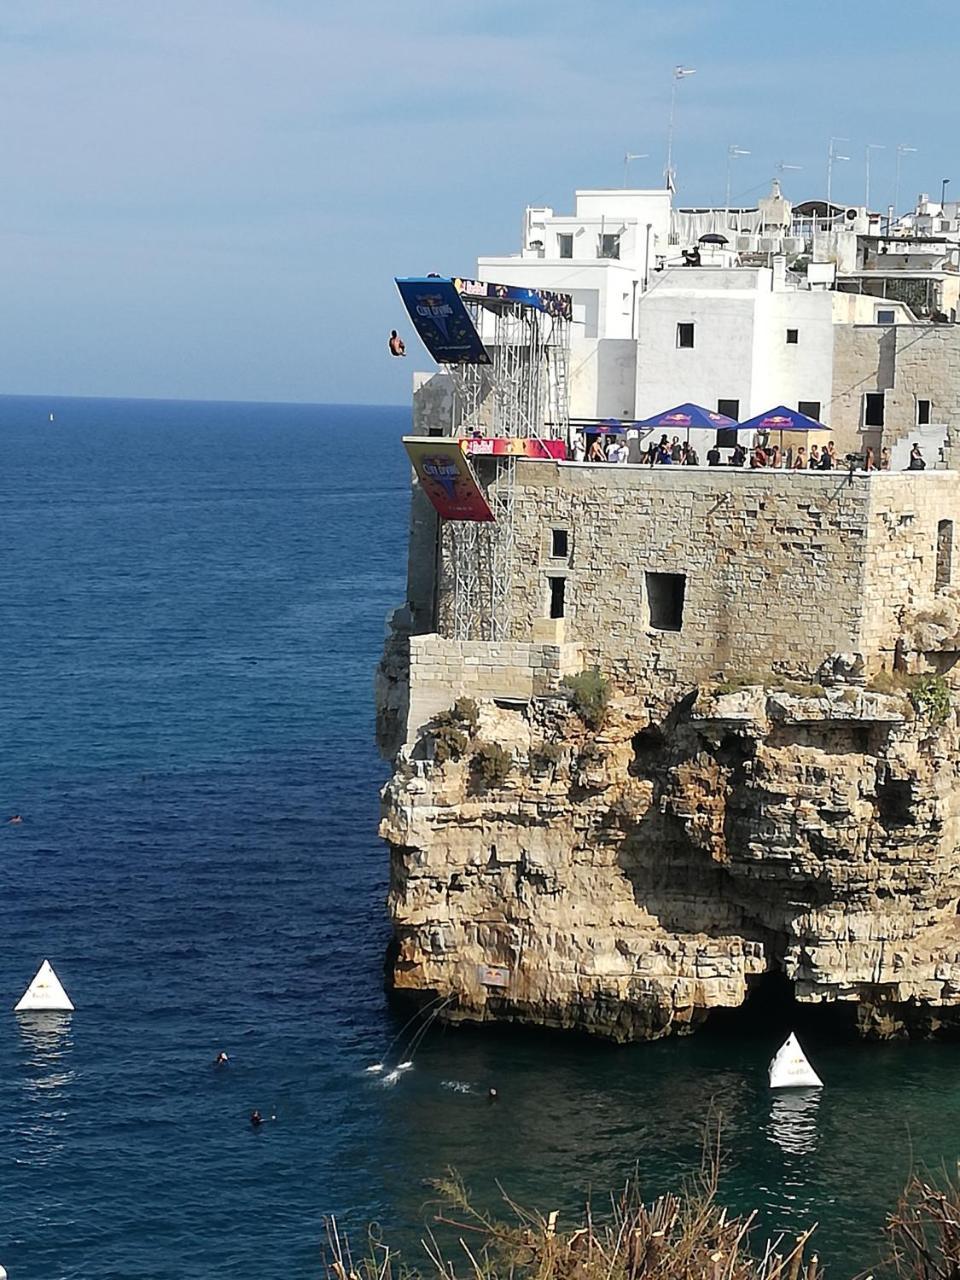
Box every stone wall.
[861,473,960,664]
[422,464,960,690]
[481,464,874,689]
[404,632,583,748]
[831,324,960,457]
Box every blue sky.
[0,0,956,405]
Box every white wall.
[634,270,761,417]
[568,339,637,419]
[751,291,835,422]
[475,257,640,339]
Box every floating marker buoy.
[768,1032,822,1089]
[14,960,74,1013]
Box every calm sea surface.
[2,395,960,1279]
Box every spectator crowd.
[571,432,927,471]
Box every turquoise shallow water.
[2,394,960,1279]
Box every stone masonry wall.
[404,634,583,749]
[831,325,960,456]
[491,464,874,690]
[861,472,960,664]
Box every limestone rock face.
[380,685,960,1042]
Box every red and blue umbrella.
[735,405,827,433]
[636,402,738,432]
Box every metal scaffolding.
[445,299,570,641]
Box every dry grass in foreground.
[322,1136,960,1280]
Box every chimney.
[772,254,787,290]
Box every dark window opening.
[677,322,695,348]
[798,400,821,421]
[877,308,896,325]
[717,398,740,419]
[645,572,685,631]
[551,528,569,559]
[937,520,953,590]
[548,576,566,619]
[877,775,914,828]
[716,428,738,448]
[598,233,620,260]
[558,233,573,259]
[918,399,932,426]
[864,392,885,427]
[786,328,799,344]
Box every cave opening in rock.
[877,775,914,828]
[702,968,858,1041]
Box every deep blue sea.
[4,395,960,1280]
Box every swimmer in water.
[250,1110,263,1128]
[7,815,23,825]
[214,1051,229,1066]
[488,1087,498,1104]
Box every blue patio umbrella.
[735,405,827,434]
[635,402,738,439]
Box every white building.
[478,189,672,340]
[407,181,950,455]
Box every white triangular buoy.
[768,1032,822,1089]
[14,960,74,1013]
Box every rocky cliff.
[379,672,960,1041]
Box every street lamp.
[664,65,696,193]
[623,152,649,188]
[826,137,850,206]
[894,144,917,220]
[864,143,885,209]
[725,145,751,212]
[941,177,951,209]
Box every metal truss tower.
[445,300,570,642]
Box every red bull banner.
[461,437,566,460]
[404,438,494,522]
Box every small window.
[551,528,569,559]
[876,308,896,325]
[598,233,620,260]
[798,401,821,421]
[918,399,932,426]
[677,322,695,349]
[937,521,953,590]
[786,328,799,345]
[557,233,573,259]
[864,392,885,428]
[716,428,738,449]
[717,398,739,420]
[645,572,685,631]
[548,576,566,619]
